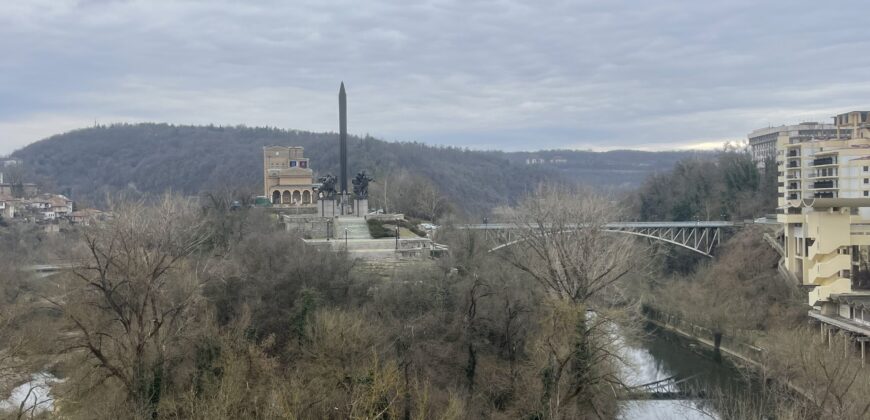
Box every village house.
[0,193,74,223]
[0,195,15,219]
[69,208,106,226]
[49,195,73,217]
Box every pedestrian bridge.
[621,373,707,400]
[458,221,758,257]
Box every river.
[619,324,755,420]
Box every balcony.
[788,162,799,168]
[788,150,800,157]
[812,157,835,166]
[776,207,802,215]
[807,172,837,179]
[808,310,870,337]
[812,180,835,189]
[814,191,835,198]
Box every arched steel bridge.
[458,221,755,257]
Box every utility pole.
[383,174,389,214]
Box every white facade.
[749,122,838,167]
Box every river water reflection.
[619,325,752,420]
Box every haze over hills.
[10,123,707,216]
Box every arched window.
[293,190,302,204]
[272,190,281,204]
[282,190,292,204]
[302,190,311,204]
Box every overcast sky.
[1,0,869,155]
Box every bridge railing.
[459,220,740,230]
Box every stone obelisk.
[339,82,348,200]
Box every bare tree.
[415,177,448,223]
[761,327,870,419]
[369,169,450,221]
[46,195,211,417]
[499,184,638,418]
[501,185,636,303]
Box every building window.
[865,191,868,197]
[865,178,869,184]
[290,161,297,167]
[864,166,869,172]
[300,161,308,168]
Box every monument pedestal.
[318,199,337,218]
[335,193,353,216]
[355,199,369,217]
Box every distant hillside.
[11,123,702,216]
[508,149,709,189]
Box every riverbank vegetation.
[629,149,870,419]
[0,187,655,419]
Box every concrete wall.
[282,216,330,239]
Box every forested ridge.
[11,123,699,216]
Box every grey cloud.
[0,0,869,154]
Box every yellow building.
[777,111,870,321]
[263,146,318,207]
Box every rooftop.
[748,122,836,140]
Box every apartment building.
[749,122,839,168]
[777,111,870,336]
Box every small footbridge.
[621,374,707,400]
[459,220,771,257]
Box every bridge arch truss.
[464,221,737,257]
[601,223,726,257]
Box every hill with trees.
[10,123,701,216]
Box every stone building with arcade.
[263,146,318,207]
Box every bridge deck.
[459,221,740,230]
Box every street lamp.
[483,217,489,240]
[345,228,348,248]
[395,226,400,249]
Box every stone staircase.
[334,216,372,240]
[354,256,435,279]
[330,217,398,259]
[302,217,440,278]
